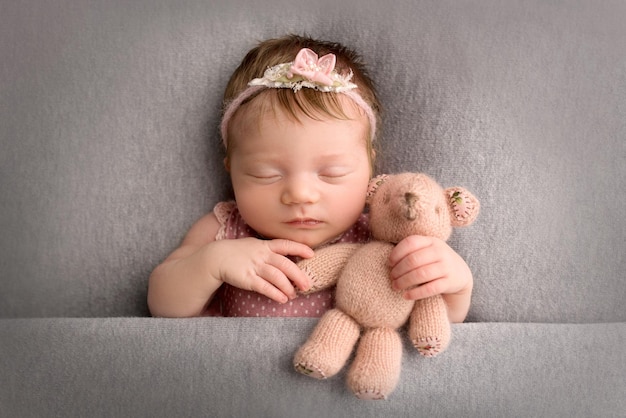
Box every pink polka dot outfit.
[205,201,370,317]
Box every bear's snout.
[404,192,419,220]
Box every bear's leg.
[346,327,403,400]
[294,308,360,379]
[408,295,451,357]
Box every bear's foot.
[412,336,444,357]
[347,328,402,401]
[293,309,360,380]
[408,295,451,357]
[354,388,387,400]
[294,362,327,379]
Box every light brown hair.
[222,35,381,170]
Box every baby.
[148,35,473,322]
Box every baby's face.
[227,96,371,248]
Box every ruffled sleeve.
[213,201,237,241]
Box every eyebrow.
[316,152,362,165]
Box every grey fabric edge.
[1,318,624,418]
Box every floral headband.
[220,48,377,147]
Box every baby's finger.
[267,239,315,259]
[388,235,433,267]
[401,279,446,301]
[249,267,292,304]
[261,262,298,299]
[392,262,444,292]
[390,245,439,281]
[267,253,311,292]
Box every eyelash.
[247,169,350,183]
[251,173,279,179]
[249,174,281,183]
[320,172,347,179]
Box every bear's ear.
[445,187,480,227]
[366,174,389,204]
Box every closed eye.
[320,172,348,179]
[319,168,353,181]
[247,173,282,183]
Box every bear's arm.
[296,243,363,294]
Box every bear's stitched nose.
[404,192,419,220]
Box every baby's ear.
[445,187,480,227]
[366,174,389,204]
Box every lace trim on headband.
[248,48,357,93]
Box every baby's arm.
[296,243,362,294]
[387,236,473,323]
[147,212,313,317]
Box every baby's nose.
[281,177,320,205]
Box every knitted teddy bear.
[293,172,479,400]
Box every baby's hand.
[388,235,472,301]
[211,237,314,304]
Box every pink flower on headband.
[288,48,336,86]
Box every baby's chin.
[292,234,344,250]
[262,231,340,250]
